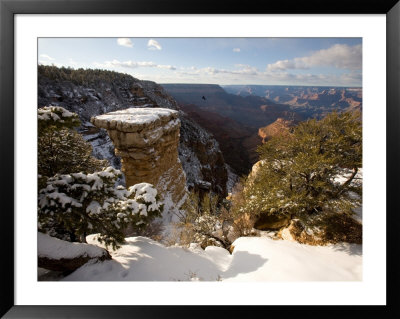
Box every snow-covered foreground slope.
[63,235,362,281]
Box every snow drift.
[62,235,362,281]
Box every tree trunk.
[80,232,87,243]
[335,167,358,197]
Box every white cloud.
[137,67,361,86]
[260,70,361,86]
[117,38,133,48]
[157,65,176,70]
[175,63,361,86]
[93,58,360,86]
[184,64,260,76]
[39,54,55,61]
[267,44,362,71]
[180,66,198,71]
[94,59,175,70]
[233,48,241,52]
[147,39,162,50]
[136,61,156,67]
[233,64,259,75]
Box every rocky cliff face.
[178,112,228,195]
[38,66,230,198]
[258,118,297,143]
[180,104,260,175]
[92,108,187,211]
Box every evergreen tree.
[38,64,138,86]
[239,111,362,223]
[38,168,163,249]
[38,106,163,249]
[38,106,107,180]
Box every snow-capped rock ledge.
[91,107,179,135]
[38,232,111,273]
[91,108,187,212]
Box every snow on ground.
[352,206,362,223]
[62,235,362,281]
[226,237,361,281]
[335,168,363,223]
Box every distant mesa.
[222,85,362,118]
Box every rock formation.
[258,117,296,143]
[38,66,230,198]
[38,232,112,274]
[91,108,187,210]
[253,213,291,230]
[248,160,292,231]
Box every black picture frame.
[1,0,399,318]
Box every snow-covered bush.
[38,105,81,131]
[176,191,230,249]
[38,166,163,249]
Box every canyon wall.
[38,66,230,197]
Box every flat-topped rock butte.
[91,108,187,212]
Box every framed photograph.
[1,0,399,317]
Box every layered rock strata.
[38,66,229,198]
[91,108,187,209]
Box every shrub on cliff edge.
[237,111,362,228]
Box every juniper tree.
[38,167,163,249]
[38,106,107,180]
[240,111,362,223]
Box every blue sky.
[38,38,362,87]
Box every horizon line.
[160,83,362,88]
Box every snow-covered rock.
[91,108,187,213]
[38,232,111,272]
